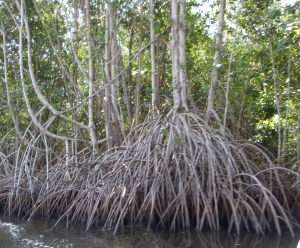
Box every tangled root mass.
[0,113,299,236]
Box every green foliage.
[0,0,299,167]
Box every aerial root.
[0,113,299,236]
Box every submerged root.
[0,113,299,236]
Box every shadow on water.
[0,215,299,248]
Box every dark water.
[0,215,299,248]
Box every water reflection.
[117,229,299,248]
[0,215,299,248]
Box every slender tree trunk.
[127,24,135,124]
[119,47,132,128]
[85,0,98,151]
[223,0,244,131]
[157,42,167,97]
[269,39,281,163]
[150,0,160,117]
[206,0,226,124]
[238,75,249,138]
[171,0,188,113]
[282,51,291,163]
[179,0,188,112]
[171,0,179,109]
[104,2,124,148]
[133,10,143,132]
[104,6,112,148]
[72,0,80,155]
[71,0,91,151]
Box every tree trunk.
[133,9,143,132]
[104,2,124,148]
[85,0,98,151]
[206,0,226,124]
[179,0,188,112]
[150,0,160,117]
[171,0,188,113]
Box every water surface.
[0,215,299,248]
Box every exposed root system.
[0,113,299,236]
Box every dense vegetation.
[0,0,299,236]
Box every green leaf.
[174,135,185,144]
